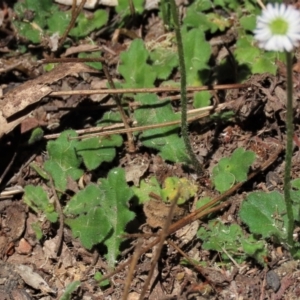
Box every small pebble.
[266,270,281,292]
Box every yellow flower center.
[270,18,289,35]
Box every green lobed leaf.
[64,184,106,216]
[132,177,161,205]
[100,168,135,268]
[47,9,71,35]
[64,185,112,250]
[134,93,190,163]
[161,177,197,205]
[64,168,135,267]
[239,191,288,242]
[44,130,83,192]
[182,29,211,86]
[234,36,283,76]
[13,0,57,43]
[76,135,123,171]
[118,39,156,88]
[149,48,178,80]
[206,12,231,33]
[65,207,112,250]
[183,1,213,29]
[23,185,58,223]
[133,176,197,205]
[212,148,255,192]
[197,220,267,264]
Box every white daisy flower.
[254,3,300,52]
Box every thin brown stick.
[6,154,36,186]
[0,152,17,184]
[49,83,248,97]
[138,192,181,300]
[43,57,106,64]
[44,112,209,140]
[57,0,87,49]
[97,143,282,283]
[49,176,64,255]
[167,239,200,270]
[122,239,143,300]
[102,63,135,152]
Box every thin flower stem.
[284,51,295,254]
[170,0,203,175]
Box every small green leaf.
[239,191,288,242]
[69,10,108,37]
[116,0,144,15]
[31,222,43,240]
[193,91,211,108]
[240,15,256,31]
[195,196,211,210]
[118,39,156,88]
[60,281,81,300]
[76,135,123,170]
[44,130,83,192]
[23,185,58,223]
[292,178,300,189]
[28,127,44,145]
[94,272,110,288]
[134,93,190,163]
[252,53,277,74]
[213,172,235,193]
[212,148,255,192]
[13,21,41,43]
[30,162,49,180]
[97,111,122,126]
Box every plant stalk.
[170,0,203,176]
[284,51,295,254]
